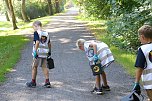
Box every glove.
[48,52,51,56]
[133,82,141,95]
[33,50,38,58]
[93,54,98,63]
[48,48,51,56]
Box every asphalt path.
[0,8,147,101]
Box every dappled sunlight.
[59,38,71,43]
[67,85,87,92]
[120,54,135,62]
[82,80,94,84]
[46,27,75,33]
[8,69,17,72]
[80,35,94,38]
[0,28,12,31]
[51,16,83,24]
[16,77,26,81]
[71,47,79,51]
[50,81,64,88]
[0,28,33,36]
[0,7,137,101]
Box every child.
[26,20,51,88]
[133,25,152,101]
[76,39,114,95]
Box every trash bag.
[120,91,144,101]
[47,55,54,69]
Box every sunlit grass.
[76,15,136,76]
[0,35,29,82]
[0,16,51,36]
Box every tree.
[5,0,18,30]
[21,0,30,22]
[55,0,59,13]
[47,0,53,15]
[5,11,10,21]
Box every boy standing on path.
[133,25,152,101]
[26,21,51,88]
[76,39,114,95]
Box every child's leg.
[32,58,39,82]
[95,75,101,89]
[41,59,49,80]
[101,71,110,91]
[32,66,38,80]
[41,58,51,88]
[146,89,152,101]
[101,71,108,86]
[26,58,39,87]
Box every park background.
[0,0,151,86]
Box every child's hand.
[93,54,98,63]
[48,52,51,56]
[33,50,38,58]
[133,82,141,95]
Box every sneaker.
[26,81,36,88]
[43,82,51,88]
[91,87,103,95]
[102,85,110,91]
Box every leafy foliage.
[107,0,152,52]
[74,0,152,52]
[15,1,49,20]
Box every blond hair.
[76,39,86,48]
[33,20,42,27]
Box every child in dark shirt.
[26,20,51,88]
[133,24,152,101]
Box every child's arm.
[135,67,144,83]
[35,41,40,51]
[133,67,143,95]
[89,43,98,62]
[48,42,51,52]
[48,35,51,56]
[89,43,97,55]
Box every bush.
[106,6,152,52]
[15,2,49,20]
[26,3,48,19]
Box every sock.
[32,79,36,83]
[45,79,49,83]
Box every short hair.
[138,25,152,39]
[33,20,42,27]
[76,39,86,48]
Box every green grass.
[0,35,29,82]
[76,15,136,76]
[0,16,51,35]
[0,16,51,82]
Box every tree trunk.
[5,11,10,21]
[21,0,30,22]
[8,0,18,30]
[5,0,18,30]
[47,0,53,15]
[55,0,60,13]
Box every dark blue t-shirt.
[33,31,50,43]
[135,47,146,68]
[33,31,39,42]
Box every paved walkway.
[0,8,147,101]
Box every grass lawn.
[76,16,136,77]
[0,16,51,83]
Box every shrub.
[15,2,49,20]
[106,5,152,52]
